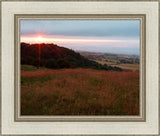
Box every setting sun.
[36,36,44,43]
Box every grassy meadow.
[21,65,139,115]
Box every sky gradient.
[20,20,140,55]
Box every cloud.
[21,20,140,37]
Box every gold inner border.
[14,14,146,122]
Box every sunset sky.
[20,20,140,55]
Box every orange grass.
[21,68,139,115]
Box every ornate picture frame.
[0,0,159,135]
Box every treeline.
[118,58,139,64]
[21,42,122,71]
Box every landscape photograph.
[20,20,140,115]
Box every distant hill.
[77,51,139,64]
[21,42,122,71]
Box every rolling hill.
[21,42,122,71]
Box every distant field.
[21,65,139,115]
[112,64,139,71]
[95,60,139,71]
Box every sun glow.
[21,36,139,44]
[36,36,44,43]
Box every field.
[21,65,139,115]
[95,60,139,71]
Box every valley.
[78,51,139,71]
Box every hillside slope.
[21,42,121,71]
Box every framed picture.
[1,0,159,136]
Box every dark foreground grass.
[21,67,139,115]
